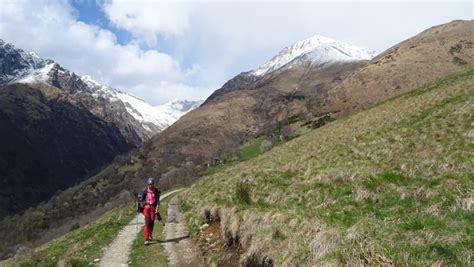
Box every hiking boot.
[144,240,150,245]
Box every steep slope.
[250,34,374,77]
[0,33,370,259]
[80,75,202,134]
[0,39,200,139]
[0,40,200,217]
[145,20,472,182]
[144,36,374,180]
[0,20,471,260]
[322,20,474,117]
[0,83,136,216]
[181,66,474,265]
[204,35,373,104]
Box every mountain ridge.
[204,34,374,104]
[0,39,201,218]
[0,20,472,261]
[0,39,202,135]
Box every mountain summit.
[0,39,201,136]
[204,34,375,104]
[250,35,375,76]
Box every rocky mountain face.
[0,39,201,140]
[0,82,136,217]
[0,40,200,217]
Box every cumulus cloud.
[1,0,471,105]
[102,0,192,45]
[99,0,472,87]
[0,0,207,105]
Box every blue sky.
[70,0,130,44]
[0,0,472,105]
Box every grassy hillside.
[180,67,474,265]
[0,203,135,266]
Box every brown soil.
[195,220,243,266]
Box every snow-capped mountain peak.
[0,39,54,83]
[251,35,375,76]
[75,75,203,131]
[81,75,102,87]
[0,39,202,138]
[156,99,203,120]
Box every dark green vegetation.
[0,158,136,260]
[200,136,295,177]
[199,137,268,176]
[0,83,135,218]
[0,203,136,266]
[181,67,474,265]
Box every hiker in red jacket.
[141,177,161,245]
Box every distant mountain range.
[0,39,201,216]
[0,39,202,137]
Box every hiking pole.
[156,210,165,227]
[136,193,143,233]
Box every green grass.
[0,190,184,267]
[200,135,297,177]
[199,136,267,176]
[236,136,267,161]
[1,203,136,267]
[181,67,474,265]
[128,191,181,267]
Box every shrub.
[260,140,273,153]
[70,222,80,231]
[235,181,252,205]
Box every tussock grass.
[181,67,474,265]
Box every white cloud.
[1,0,471,106]
[0,0,209,105]
[99,0,472,87]
[102,0,192,45]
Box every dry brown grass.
[181,66,474,265]
[325,20,474,118]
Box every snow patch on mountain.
[78,76,202,132]
[156,99,203,120]
[15,62,55,83]
[116,92,175,129]
[0,39,201,135]
[251,35,375,76]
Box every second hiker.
[141,177,161,245]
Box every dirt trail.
[163,196,204,267]
[99,189,183,267]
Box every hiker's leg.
[149,207,156,236]
[143,206,151,241]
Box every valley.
[0,17,472,266]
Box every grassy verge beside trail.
[128,191,181,267]
[1,203,136,267]
[181,67,474,265]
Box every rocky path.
[163,196,204,267]
[99,189,183,267]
